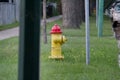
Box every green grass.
[1,16,120,80]
[0,38,18,80]
[0,22,19,31]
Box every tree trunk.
[61,0,82,29]
[43,0,47,44]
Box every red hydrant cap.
[50,24,62,34]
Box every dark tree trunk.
[61,0,82,29]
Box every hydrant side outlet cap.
[50,24,62,34]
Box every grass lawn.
[0,22,19,31]
[0,16,120,80]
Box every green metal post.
[18,0,41,80]
[98,0,104,37]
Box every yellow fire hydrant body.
[49,24,67,59]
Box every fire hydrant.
[49,24,67,59]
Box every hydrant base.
[49,56,64,59]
